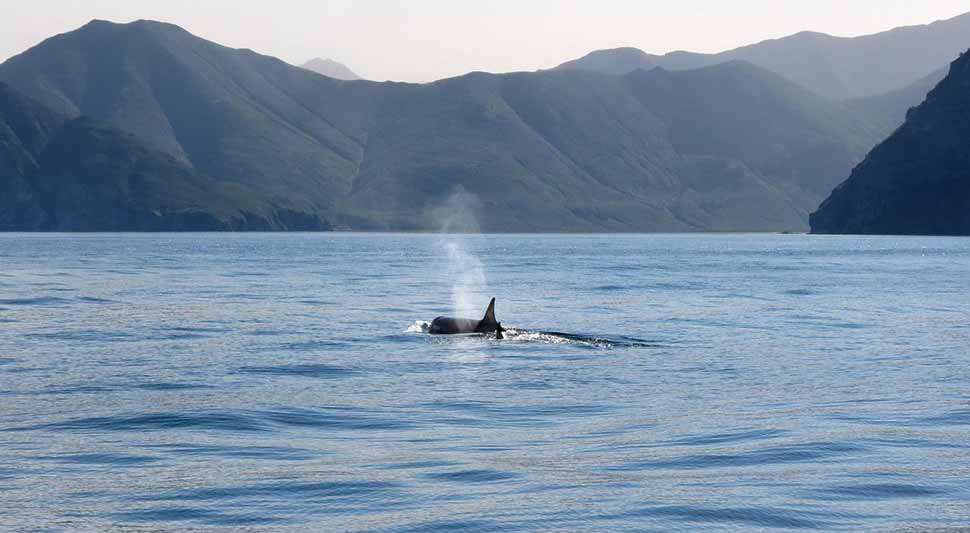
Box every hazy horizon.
[2,0,970,82]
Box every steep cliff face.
[811,52,970,235]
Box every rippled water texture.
[0,233,968,531]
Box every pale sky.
[2,0,970,82]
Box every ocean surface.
[0,233,968,532]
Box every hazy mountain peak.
[787,30,830,40]
[300,57,361,80]
[557,10,970,99]
[78,18,182,33]
[556,47,657,75]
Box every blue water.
[0,233,968,531]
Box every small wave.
[114,479,406,526]
[33,412,270,433]
[604,505,839,529]
[594,284,628,292]
[26,330,137,343]
[862,436,968,450]
[281,340,349,351]
[422,469,521,484]
[155,326,230,340]
[39,452,160,466]
[784,288,817,296]
[0,296,72,306]
[135,382,215,391]
[144,443,315,461]
[76,296,114,304]
[377,460,464,471]
[610,441,866,471]
[919,409,970,426]
[237,364,358,379]
[114,507,282,527]
[421,399,610,428]
[247,328,290,337]
[139,479,401,503]
[23,407,416,434]
[665,428,789,447]
[41,385,116,395]
[385,519,505,533]
[806,483,948,501]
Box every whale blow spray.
[432,188,487,317]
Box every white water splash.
[405,321,430,333]
[501,329,619,349]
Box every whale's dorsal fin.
[482,298,497,324]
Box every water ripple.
[143,443,316,461]
[421,469,521,484]
[114,507,282,526]
[0,296,72,306]
[603,505,843,529]
[382,519,506,532]
[31,412,271,433]
[237,364,358,379]
[139,480,401,502]
[666,428,789,447]
[19,408,416,433]
[610,441,867,470]
[421,400,608,428]
[37,453,160,466]
[806,483,948,501]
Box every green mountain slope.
[344,70,688,231]
[0,19,378,213]
[0,83,329,230]
[624,62,881,226]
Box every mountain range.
[556,11,970,101]
[300,57,361,80]
[0,16,967,232]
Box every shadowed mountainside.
[0,82,329,230]
[811,51,970,235]
[0,19,886,232]
[557,12,970,100]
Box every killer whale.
[429,298,506,339]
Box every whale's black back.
[428,298,500,335]
[428,317,482,334]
